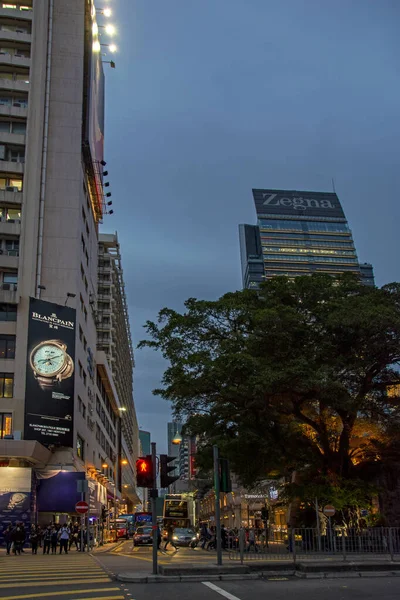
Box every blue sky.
[102,0,400,452]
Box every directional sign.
[75,500,89,514]
[323,505,335,517]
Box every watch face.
[31,343,66,377]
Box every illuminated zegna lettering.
[262,193,334,210]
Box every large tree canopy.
[139,275,400,488]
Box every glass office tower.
[239,189,374,288]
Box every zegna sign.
[261,192,335,211]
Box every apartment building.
[0,0,139,539]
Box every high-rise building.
[97,233,140,509]
[239,189,374,288]
[167,421,182,491]
[0,1,139,537]
[139,430,151,456]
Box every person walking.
[4,524,13,555]
[43,525,52,554]
[30,525,38,554]
[247,528,258,553]
[59,524,70,554]
[36,525,43,549]
[164,523,178,551]
[11,523,25,555]
[51,526,58,554]
[221,524,227,550]
[200,523,209,550]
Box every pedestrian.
[59,523,70,554]
[69,527,79,551]
[156,525,162,550]
[200,523,209,550]
[51,526,58,554]
[36,525,43,548]
[247,528,258,552]
[221,524,227,550]
[11,523,25,555]
[207,526,216,550]
[4,524,13,555]
[30,525,38,554]
[164,522,178,551]
[19,523,26,552]
[43,525,52,554]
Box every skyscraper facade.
[239,189,374,288]
[0,1,139,533]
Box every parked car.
[172,527,197,547]
[133,526,153,546]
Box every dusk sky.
[102,0,400,452]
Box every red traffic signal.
[136,456,153,488]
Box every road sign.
[361,509,369,517]
[75,500,89,514]
[323,505,335,517]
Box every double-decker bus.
[163,495,191,528]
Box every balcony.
[0,159,23,174]
[0,131,25,146]
[0,102,26,118]
[0,29,31,44]
[0,52,30,68]
[0,188,22,204]
[0,251,18,269]
[0,7,33,21]
[0,282,17,303]
[0,76,29,93]
[0,219,20,235]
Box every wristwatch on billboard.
[29,339,74,390]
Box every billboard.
[252,189,345,219]
[24,298,76,447]
[0,468,32,545]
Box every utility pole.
[213,445,222,566]
[151,442,158,575]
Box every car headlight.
[192,536,197,541]
[173,536,178,540]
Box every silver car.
[172,527,197,547]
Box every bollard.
[239,527,245,564]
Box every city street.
[123,578,400,600]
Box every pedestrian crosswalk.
[0,552,126,599]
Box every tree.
[139,274,400,491]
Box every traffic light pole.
[151,442,158,575]
[213,445,222,566]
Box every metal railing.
[228,527,400,563]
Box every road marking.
[202,582,242,600]
[0,589,122,600]
[0,578,111,589]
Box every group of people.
[3,521,91,555]
[198,523,268,552]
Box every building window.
[76,434,85,460]
[79,325,83,343]
[0,412,12,439]
[3,272,18,285]
[0,373,14,397]
[0,304,17,321]
[78,361,83,378]
[78,396,86,419]
[83,370,87,386]
[0,334,15,358]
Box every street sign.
[323,505,335,517]
[361,509,369,517]
[75,500,89,514]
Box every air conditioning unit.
[5,186,14,192]
[13,102,21,107]
[7,219,15,223]
[2,283,10,290]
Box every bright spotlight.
[109,43,117,53]
[93,40,101,53]
[105,24,116,35]
[103,8,112,17]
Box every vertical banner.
[24,298,76,446]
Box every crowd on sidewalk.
[2,521,93,555]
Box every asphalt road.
[121,578,400,600]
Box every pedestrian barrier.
[228,527,400,563]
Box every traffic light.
[101,505,107,522]
[160,454,179,488]
[136,455,153,488]
[219,458,232,493]
[261,507,269,522]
